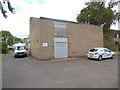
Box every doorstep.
[25,55,86,64]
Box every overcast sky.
[0,0,119,38]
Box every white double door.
[54,38,68,58]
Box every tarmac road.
[2,53,118,88]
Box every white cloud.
[0,0,119,38]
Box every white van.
[13,43,27,58]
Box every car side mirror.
[26,48,28,50]
[109,51,111,52]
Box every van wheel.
[98,56,102,61]
[111,54,115,59]
[25,54,27,57]
[14,55,17,58]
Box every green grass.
[114,51,120,56]
[0,50,12,58]
[0,53,7,57]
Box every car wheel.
[111,54,115,59]
[98,56,102,61]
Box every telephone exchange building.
[30,17,103,60]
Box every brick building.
[30,17,103,60]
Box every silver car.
[87,47,115,61]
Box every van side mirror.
[26,48,28,50]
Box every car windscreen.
[15,46,26,50]
[89,49,98,52]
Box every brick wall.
[30,17,103,60]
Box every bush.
[115,41,120,45]
[2,41,9,54]
[103,30,113,42]
[104,39,118,51]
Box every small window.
[116,34,119,38]
[100,50,104,52]
[54,21,67,37]
[104,49,110,52]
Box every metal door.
[54,38,68,58]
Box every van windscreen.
[16,46,26,50]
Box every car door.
[107,49,113,58]
[104,49,112,58]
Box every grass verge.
[114,51,120,56]
[0,50,12,58]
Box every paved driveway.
[2,53,118,88]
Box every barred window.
[54,21,67,37]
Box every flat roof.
[39,17,80,24]
[39,17,102,28]
[30,17,102,27]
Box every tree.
[0,0,15,18]
[0,30,14,46]
[107,0,120,21]
[2,41,8,54]
[76,2,118,41]
[14,37,23,43]
[108,0,120,8]
[76,1,119,50]
[76,2,116,30]
[0,30,23,54]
